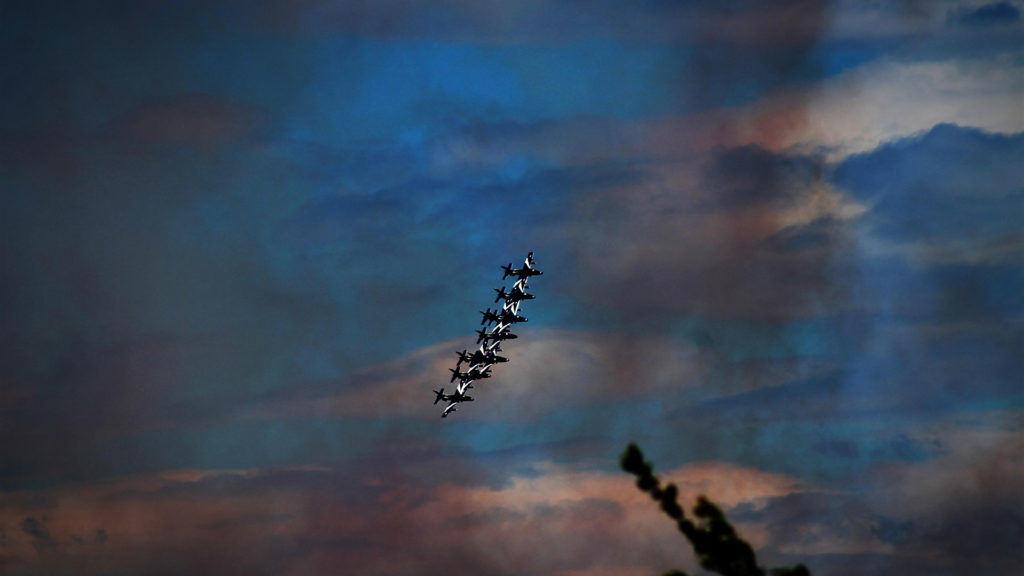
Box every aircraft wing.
[442,402,458,417]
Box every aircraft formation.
[434,252,542,418]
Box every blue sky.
[1,1,1022,575]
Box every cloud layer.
[1,1,1021,574]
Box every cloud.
[732,491,898,557]
[239,0,839,140]
[108,93,268,149]
[19,517,56,554]
[245,321,849,431]
[656,394,954,483]
[698,145,825,210]
[245,329,717,423]
[747,412,1024,574]
[760,216,850,255]
[0,3,1019,575]
[672,55,1024,160]
[953,2,1022,27]
[555,145,859,323]
[825,125,1024,407]
[0,465,363,575]
[267,0,831,48]
[821,127,1023,425]
[391,458,805,575]
[834,124,1024,261]
[270,110,866,332]
[0,458,807,576]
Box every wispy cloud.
[1,0,1020,574]
[0,459,807,576]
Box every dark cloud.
[0,1,263,140]
[731,479,1024,575]
[953,2,1022,26]
[731,491,883,546]
[859,259,1024,324]
[561,146,852,323]
[782,552,946,576]
[112,465,387,504]
[834,124,1023,199]
[659,376,952,481]
[252,0,842,124]
[815,434,944,463]
[833,124,1024,249]
[265,0,830,47]
[699,145,825,210]
[661,266,1020,419]
[283,155,645,349]
[822,126,1024,438]
[922,502,1024,571]
[297,159,641,238]
[108,94,268,149]
[675,371,848,422]
[19,517,56,554]
[682,0,829,115]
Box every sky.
[0,1,1022,574]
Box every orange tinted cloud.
[0,458,808,576]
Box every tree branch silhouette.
[621,443,810,576]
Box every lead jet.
[476,327,517,345]
[449,364,492,383]
[501,262,544,281]
[433,387,474,405]
[494,285,535,305]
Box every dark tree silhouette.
[621,443,810,576]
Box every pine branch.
[620,443,811,576]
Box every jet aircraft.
[480,308,502,326]
[494,286,535,304]
[433,387,474,405]
[501,263,544,281]
[449,365,492,383]
[481,308,527,326]
[497,309,527,325]
[476,327,518,345]
[439,252,539,418]
[456,348,508,367]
